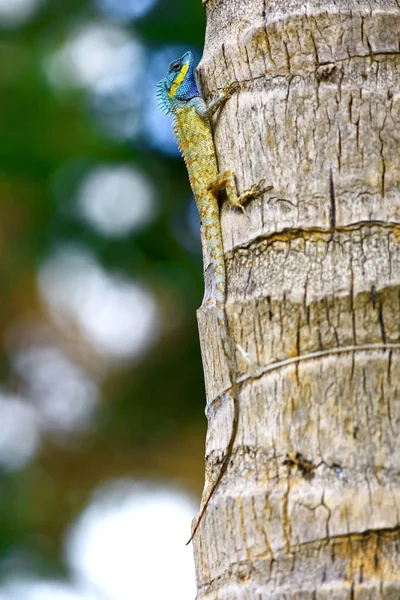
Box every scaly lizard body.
[157,51,271,544]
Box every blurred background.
[0,0,208,597]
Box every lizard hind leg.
[208,170,272,212]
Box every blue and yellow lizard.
[157,51,271,544]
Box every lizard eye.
[169,60,181,73]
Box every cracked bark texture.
[193,1,400,598]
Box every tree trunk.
[193,1,400,598]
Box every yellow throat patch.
[168,61,189,98]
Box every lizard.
[156,51,272,544]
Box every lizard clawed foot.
[231,178,273,211]
[247,178,273,197]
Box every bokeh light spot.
[44,23,145,140]
[66,480,197,600]
[0,393,41,471]
[77,165,156,238]
[0,580,96,600]
[13,347,98,435]
[0,0,42,27]
[45,23,143,92]
[38,247,159,360]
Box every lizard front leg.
[208,170,273,211]
[197,82,240,120]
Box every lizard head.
[156,51,200,114]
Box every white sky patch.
[0,0,42,26]
[0,580,96,600]
[78,165,156,238]
[66,481,197,600]
[13,346,98,434]
[45,22,144,93]
[38,247,159,360]
[0,393,41,471]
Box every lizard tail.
[186,301,239,545]
[186,385,239,545]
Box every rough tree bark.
[193,1,400,598]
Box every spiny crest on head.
[156,51,199,115]
[155,80,170,115]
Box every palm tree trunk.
[193,1,400,597]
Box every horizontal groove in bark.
[197,524,400,596]
[226,225,400,300]
[206,353,400,478]
[195,353,400,593]
[203,584,400,600]
[225,222,400,257]
[197,527,400,598]
[199,225,400,400]
[197,532,400,598]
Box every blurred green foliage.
[0,0,208,578]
